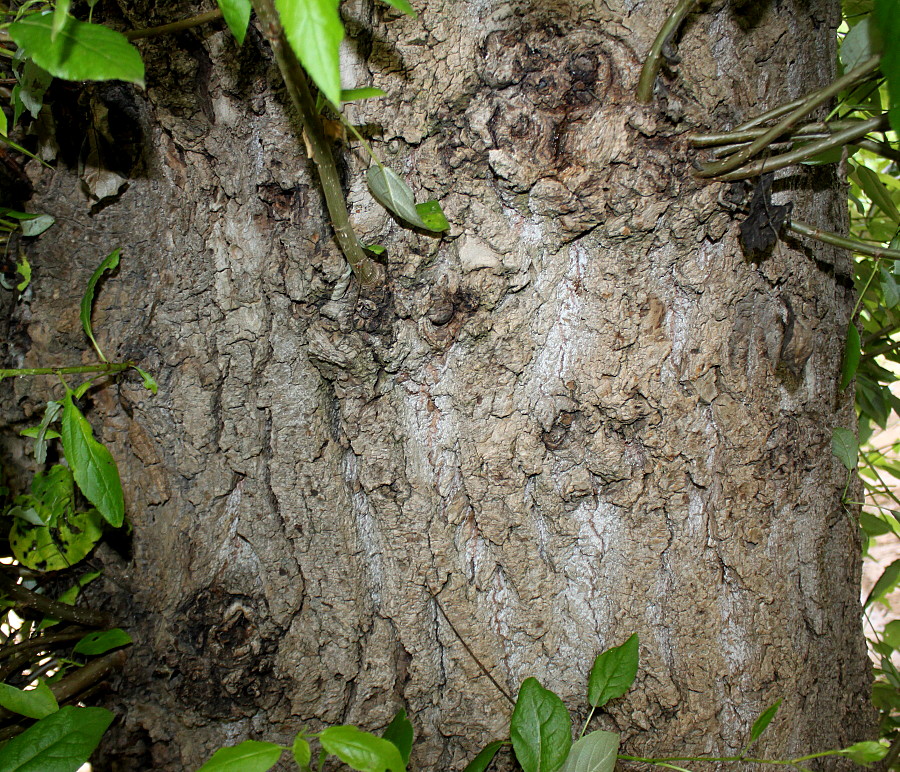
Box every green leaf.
[27,401,63,464]
[216,0,252,45]
[0,109,6,138]
[382,708,413,765]
[875,0,900,133]
[0,705,113,772]
[881,266,900,307]
[8,14,145,87]
[9,508,104,570]
[860,510,893,537]
[415,200,450,232]
[196,740,284,772]
[588,633,639,708]
[73,628,132,655]
[341,87,386,102]
[276,0,344,108]
[866,558,900,606]
[840,323,861,391]
[748,699,781,743]
[837,740,890,764]
[367,166,427,228]
[80,248,120,362]
[379,0,416,16]
[319,725,406,772]
[15,255,31,292]
[883,619,900,648]
[854,165,900,223]
[21,215,55,237]
[15,61,53,123]
[60,392,124,527]
[133,366,158,395]
[292,735,312,767]
[0,680,58,720]
[558,731,618,772]
[831,426,858,471]
[510,678,572,772]
[463,741,506,772]
[32,465,75,526]
[841,16,881,72]
[52,0,72,42]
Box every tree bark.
[0,0,874,769]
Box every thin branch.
[124,9,223,41]
[0,573,111,628]
[430,592,515,705]
[787,219,900,261]
[637,0,699,104]
[687,119,872,147]
[709,114,887,181]
[251,0,378,285]
[696,56,882,177]
[852,138,900,165]
[0,361,132,380]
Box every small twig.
[124,9,223,41]
[852,138,900,165]
[636,0,700,103]
[0,573,111,628]
[430,592,515,705]
[787,219,900,261]
[696,56,882,177]
[709,114,887,181]
[0,629,90,664]
[251,0,378,285]
[0,361,132,381]
[688,119,871,147]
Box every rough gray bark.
[0,0,874,769]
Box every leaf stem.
[124,8,223,40]
[636,0,699,103]
[787,220,900,261]
[695,56,882,177]
[251,0,379,285]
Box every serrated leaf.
[510,678,571,772]
[80,248,120,362]
[292,735,312,766]
[588,634,639,708]
[866,558,900,607]
[415,200,450,232]
[276,0,344,108]
[74,628,132,655]
[341,87,386,102]
[463,741,505,772]
[8,14,144,87]
[60,392,124,527]
[196,740,284,772]
[367,166,427,228]
[382,708,413,765]
[379,0,416,15]
[0,705,112,772]
[319,726,406,772]
[217,0,252,45]
[558,731,618,772]
[0,680,58,720]
[749,698,781,743]
[840,323,861,391]
[133,366,158,395]
[854,165,900,223]
[831,426,858,471]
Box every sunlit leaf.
[341,87,386,102]
[0,680,58,720]
[749,699,781,743]
[415,200,450,232]
[217,0,252,45]
[510,678,571,772]
[379,0,416,15]
[196,740,284,772]
[292,736,312,767]
[8,14,144,87]
[52,0,71,41]
[74,628,132,655]
[588,634,639,708]
[840,323,861,391]
[319,725,406,772]
[276,0,344,107]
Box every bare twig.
[787,219,900,261]
[0,573,111,628]
[637,0,699,103]
[124,9,223,41]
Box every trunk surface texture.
[0,0,874,769]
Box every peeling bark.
[0,0,874,769]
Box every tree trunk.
[1,0,874,768]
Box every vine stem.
[710,114,888,181]
[787,219,900,261]
[636,0,699,103]
[251,0,379,285]
[124,9,222,40]
[695,55,882,178]
[0,361,132,380]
